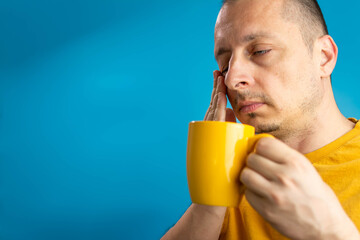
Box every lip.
[239,102,264,113]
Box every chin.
[238,114,280,134]
[255,125,280,134]
[237,112,261,126]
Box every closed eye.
[253,49,271,56]
[221,49,271,75]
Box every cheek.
[270,64,301,94]
[260,71,294,110]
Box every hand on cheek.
[204,70,236,122]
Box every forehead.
[214,0,298,50]
[215,0,284,34]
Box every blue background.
[0,0,359,239]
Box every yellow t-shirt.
[220,118,360,240]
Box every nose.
[224,56,255,91]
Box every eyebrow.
[215,33,275,61]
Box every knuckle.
[215,92,221,99]
[262,208,275,221]
[286,156,307,173]
[256,138,272,151]
[217,94,225,106]
[269,190,284,206]
[288,159,302,171]
[275,173,295,188]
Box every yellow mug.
[186,121,273,207]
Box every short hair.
[221,0,328,53]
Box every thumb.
[225,108,237,122]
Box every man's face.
[214,0,323,137]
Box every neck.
[278,85,355,154]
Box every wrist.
[334,223,360,240]
[320,215,360,240]
[192,203,227,220]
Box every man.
[162,0,360,239]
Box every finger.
[214,76,228,121]
[205,72,222,120]
[214,91,227,121]
[244,190,271,220]
[207,76,221,120]
[212,76,221,107]
[205,108,214,121]
[225,108,236,122]
[240,167,272,198]
[246,153,281,181]
[204,110,209,120]
[255,137,299,164]
[217,74,227,96]
[213,70,221,88]
[213,76,227,121]
[210,71,222,104]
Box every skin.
[211,0,359,239]
[214,0,354,145]
[162,0,359,239]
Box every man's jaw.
[234,103,281,134]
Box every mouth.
[239,102,265,114]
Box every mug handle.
[247,134,274,154]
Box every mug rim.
[189,120,254,130]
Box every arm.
[161,70,236,240]
[161,204,226,240]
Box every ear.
[317,35,338,78]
